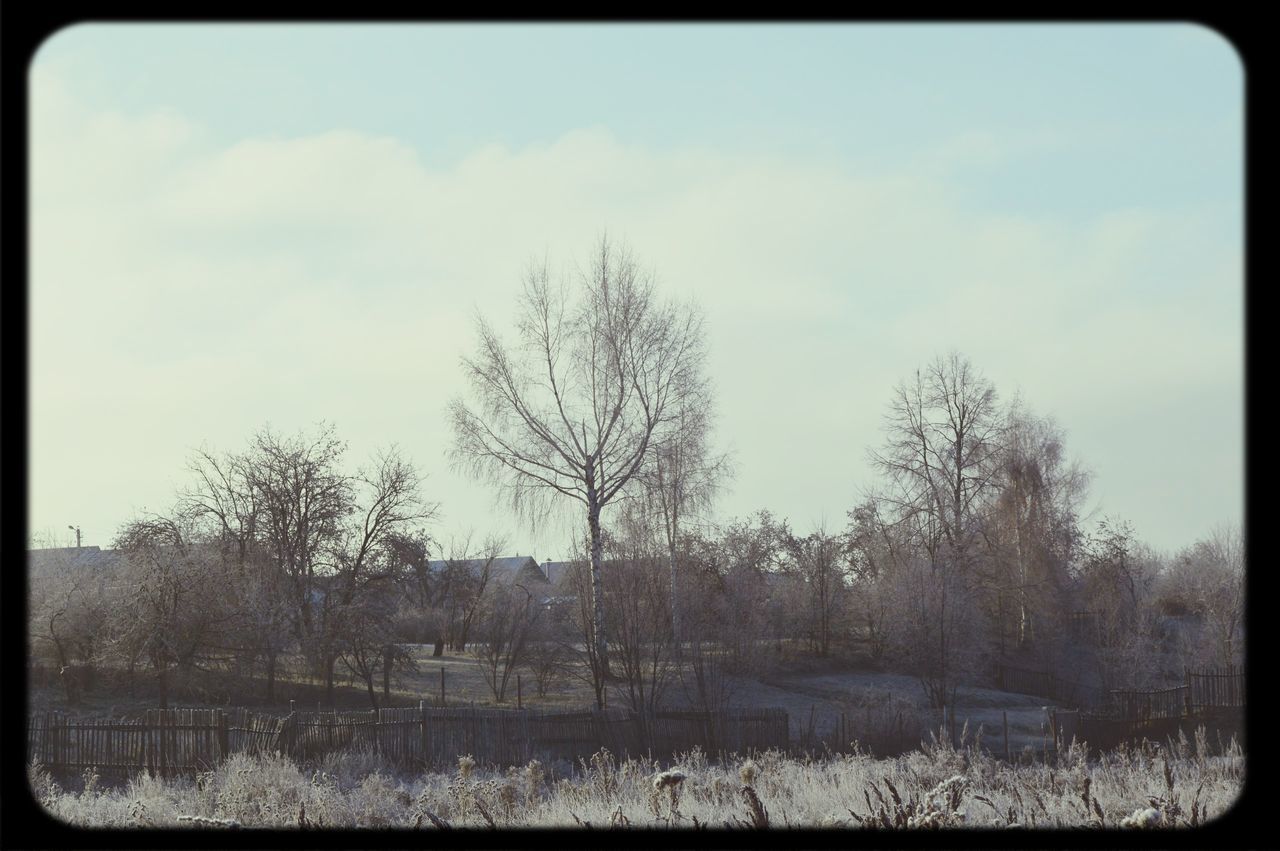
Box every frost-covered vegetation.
[32,728,1241,829]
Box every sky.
[27,23,1244,560]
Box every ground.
[28,643,1066,756]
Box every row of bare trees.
[843,353,1244,705]
[445,237,1244,711]
[26,424,491,709]
[30,235,1243,717]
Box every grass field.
[29,723,1242,829]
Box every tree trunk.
[669,543,680,656]
[383,645,393,698]
[432,638,445,658]
[588,498,610,681]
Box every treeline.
[29,425,461,709]
[27,359,1243,715]
[666,353,1244,708]
[28,236,1243,715]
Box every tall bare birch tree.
[449,236,707,708]
[986,398,1090,653]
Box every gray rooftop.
[425,555,548,584]
[27,546,124,576]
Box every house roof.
[27,546,124,576]
[426,555,548,585]
[541,560,576,587]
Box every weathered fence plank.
[29,703,792,777]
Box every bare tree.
[474,581,541,702]
[318,446,436,706]
[603,506,677,718]
[714,511,788,664]
[867,353,1002,707]
[449,236,708,708]
[179,444,289,699]
[522,614,574,698]
[1197,523,1245,667]
[781,522,846,657]
[870,352,1003,575]
[880,552,987,709]
[677,535,741,716]
[338,580,418,710]
[243,424,352,692]
[981,398,1090,656]
[27,543,114,703]
[431,534,504,654]
[635,392,732,650]
[1077,517,1164,689]
[844,498,908,662]
[1161,523,1244,668]
[170,425,435,706]
[111,515,240,708]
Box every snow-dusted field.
[31,729,1242,829]
[720,668,1063,753]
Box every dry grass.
[30,726,1241,829]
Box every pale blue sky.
[28,23,1243,558]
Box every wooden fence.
[1043,666,1246,754]
[28,704,790,778]
[1108,686,1187,722]
[994,663,1108,711]
[26,708,268,777]
[1187,665,1243,711]
[995,663,1245,722]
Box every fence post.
[1184,668,1192,717]
[517,675,522,710]
[217,710,229,761]
[142,710,152,775]
[281,703,297,760]
[40,712,50,767]
[420,700,428,770]
[158,709,167,778]
[441,667,446,707]
[52,713,62,772]
[1003,711,1010,762]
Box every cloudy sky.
[28,24,1242,559]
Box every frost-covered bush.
[31,732,1243,829]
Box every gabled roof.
[537,557,672,588]
[27,546,124,576]
[425,555,548,586]
[541,560,576,587]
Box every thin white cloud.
[28,65,1243,554]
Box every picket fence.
[995,663,1244,720]
[28,704,790,778]
[994,664,1108,711]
